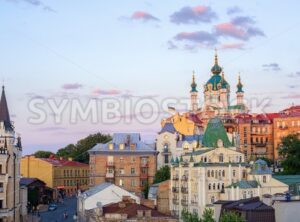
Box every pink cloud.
[92,89,121,96]
[131,11,159,22]
[221,42,245,50]
[62,83,82,90]
[215,23,246,39]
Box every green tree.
[202,208,215,222]
[57,133,111,163]
[143,181,150,199]
[153,165,170,184]
[279,134,300,174]
[33,150,55,158]
[220,211,245,222]
[181,208,215,222]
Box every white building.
[0,86,24,222]
[77,182,140,221]
[169,118,288,218]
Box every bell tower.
[190,71,199,112]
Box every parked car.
[48,203,57,211]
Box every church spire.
[0,86,13,131]
[190,71,198,92]
[211,49,222,75]
[236,74,244,93]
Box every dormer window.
[263,176,267,183]
[119,143,124,150]
[109,143,114,150]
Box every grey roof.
[227,180,260,189]
[220,197,274,211]
[83,182,112,197]
[0,86,13,131]
[20,177,45,186]
[89,133,157,154]
[159,123,176,134]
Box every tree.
[181,208,215,222]
[279,134,300,174]
[57,133,111,163]
[143,181,150,199]
[220,211,245,222]
[33,150,55,158]
[202,208,215,222]
[153,165,170,184]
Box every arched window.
[208,184,211,190]
[219,153,224,162]
[204,157,207,162]
[217,184,220,190]
[219,170,221,177]
[211,170,214,177]
[222,183,224,190]
[163,143,169,153]
[222,170,225,177]
[213,184,216,190]
[215,170,218,178]
[207,170,210,177]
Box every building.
[89,133,157,196]
[157,51,300,163]
[77,182,140,221]
[148,180,171,215]
[214,197,275,222]
[0,86,24,222]
[84,196,177,222]
[20,177,53,207]
[169,118,288,218]
[273,175,300,196]
[21,155,89,197]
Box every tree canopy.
[220,211,245,222]
[279,134,300,174]
[57,133,112,163]
[33,150,55,158]
[181,208,215,222]
[153,165,170,184]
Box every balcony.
[106,162,114,167]
[172,187,179,193]
[181,175,188,181]
[105,172,114,178]
[181,187,188,194]
[181,199,188,206]
[172,175,179,181]
[140,162,148,168]
[172,198,179,205]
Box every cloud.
[6,0,56,12]
[227,6,242,15]
[131,11,160,22]
[220,43,245,50]
[170,5,217,24]
[231,16,255,26]
[262,63,281,71]
[62,83,83,90]
[92,89,122,96]
[281,94,300,99]
[167,41,178,50]
[174,31,218,46]
[287,71,300,78]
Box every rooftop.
[40,157,88,167]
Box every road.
[39,197,77,222]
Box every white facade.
[77,182,140,220]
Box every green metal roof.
[227,180,260,189]
[202,118,232,148]
[273,175,300,185]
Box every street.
[39,197,77,222]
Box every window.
[233,170,236,177]
[109,143,114,150]
[131,180,136,187]
[222,170,225,177]
[141,180,147,187]
[183,142,189,151]
[119,143,124,150]
[0,183,3,193]
[243,191,247,199]
[120,168,124,175]
[208,184,211,190]
[120,156,124,162]
[263,176,267,183]
[119,179,124,187]
[131,157,136,163]
[163,143,169,152]
[0,164,2,174]
[164,154,169,164]
[141,168,147,174]
[211,196,215,204]
[207,170,210,177]
[213,184,215,190]
[219,153,224,162]
[211,171,214,177]
[131,168,136,175]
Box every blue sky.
[0,0,300,154]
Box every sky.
[0,0,300,154]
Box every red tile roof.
[41,158,88,167]
[103,201,168,218]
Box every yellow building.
[21,155,89,196]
